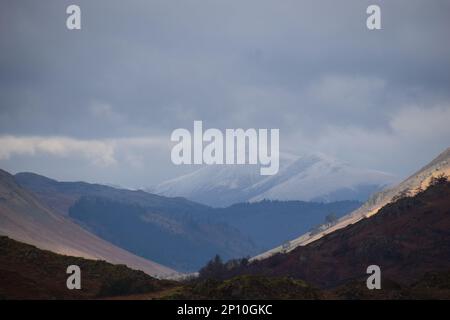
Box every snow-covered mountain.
[151,153,396,207]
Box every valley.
[14,171,360,271]
[0,147,449,299]
[2,0,449,303]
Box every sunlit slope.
[253,147,450,260]
[0,169,177,278]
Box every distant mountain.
[15,171,211,217]
[0,236,176,299]
[253,147,450,260]
[0,169,175,278]
[217,177,450,288]
[15,172,258,272]
[152,153,395,207]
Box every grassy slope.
[0,236,176,300]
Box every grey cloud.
[0,0,449,184]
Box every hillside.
[15,171,212,217]
[0,169,176,278]
[0,236,176,299]
[167,275,321,300]
[253,147,450,260]
[230,178,450,288]
[3,235,448,300]
[163,270,450,300]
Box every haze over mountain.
[14,170,361,271]
[254,147,450,260]
[211,200,361,250]
[0,169,175,278]
[15,172,258,272]
[152,153,396,207]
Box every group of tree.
[198,255,250,280]
[308,212,339,236]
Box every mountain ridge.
[152,153,395,207]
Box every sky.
[0,0,450,187]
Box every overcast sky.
[1,0,449,187]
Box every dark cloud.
[0,0,449,185]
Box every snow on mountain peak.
[151,152,396,207]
